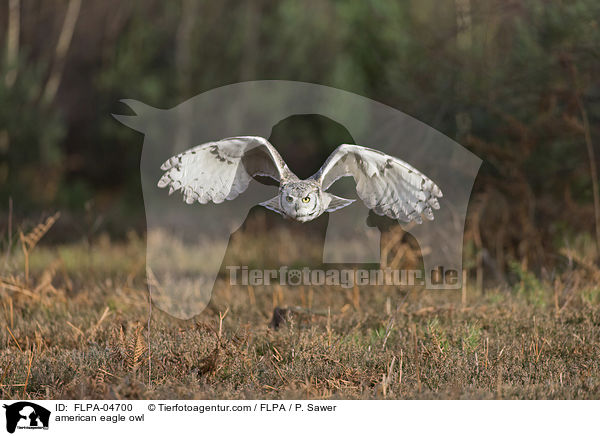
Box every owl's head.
[279,182,322,222]
[259,181,355,222]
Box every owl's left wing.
[311,144,442,223]
[158,136,293,204]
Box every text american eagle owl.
[157,136,442,223]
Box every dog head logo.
[3,402,50,433]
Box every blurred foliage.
[1,0,600,279]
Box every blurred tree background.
[1,0,599,284]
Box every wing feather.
[312,144,442,223]
[158,136,293,204]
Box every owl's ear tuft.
[259,196,285,216]
[324,193,355,212]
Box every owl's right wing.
[158,136,293,204]
[312,144,442,223]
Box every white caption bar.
[0,400,596,435]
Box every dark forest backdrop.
[1,0,600,286]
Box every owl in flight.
[158,136,442,223]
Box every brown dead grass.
[1,219,600,400]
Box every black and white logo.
[3,402,50,434]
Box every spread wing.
[158,136,293,204]
[311,144,442,223]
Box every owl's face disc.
[280,182,322,222]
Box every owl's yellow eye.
[286,196,293,203]
[302,196,310,203]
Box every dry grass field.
[1,215,600,400]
